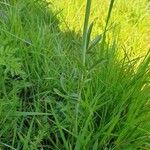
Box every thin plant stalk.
[101,0,115,54]
[75,0,93,137]
[82,0,92,67]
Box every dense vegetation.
[0,0,150,149]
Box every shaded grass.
[0,0,150,149]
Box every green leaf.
[82,0,92,66]
[92,140,99,150]
[89,58,107,71]
[53,88,68,99]
[88,35,102,51]
[60,74,67,93]
[86,22,94,49]
[13,112,52,116]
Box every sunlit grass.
[51,0,150,58]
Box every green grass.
[0,0,150,149]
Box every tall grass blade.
[82,0,92,66]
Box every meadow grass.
[0,0,150,149]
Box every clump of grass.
[0,0,150,149]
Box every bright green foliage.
[0,0,150,149]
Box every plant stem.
[82,0,92,67]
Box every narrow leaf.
[82,0,92,66]
[89,58,107,71]
[88,35,102,51]
[53,88,68,99]
[92,139,99,150]
[86,22,94,49]
[60,74,67,93]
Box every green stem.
[82,0,92,67]
[75,0,92,136]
